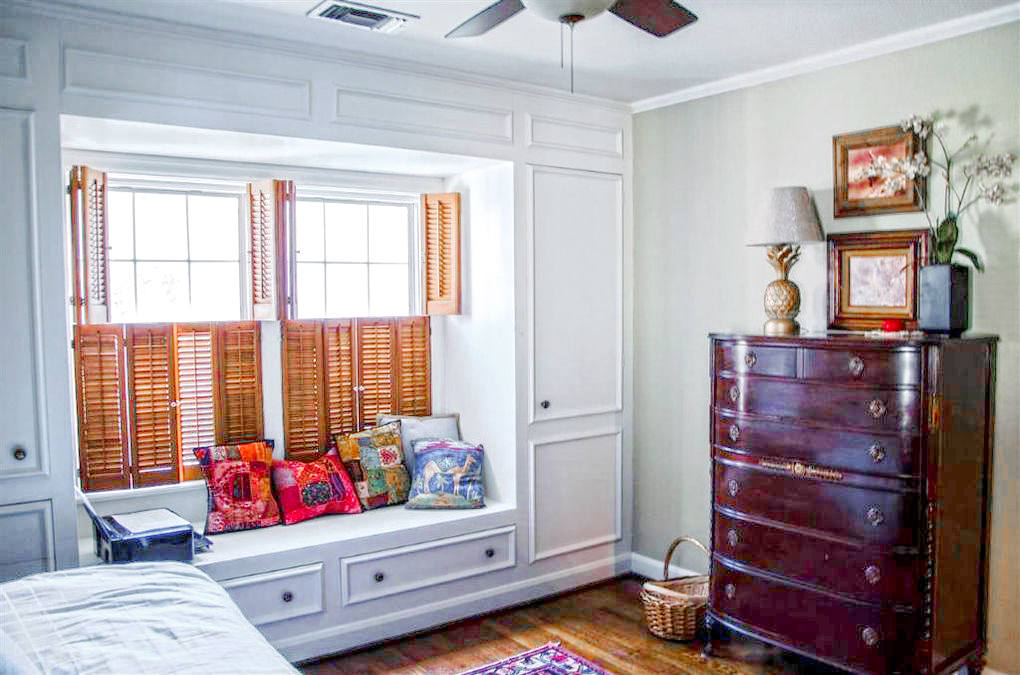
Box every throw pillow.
[376,413,462,475]
[406,439,485,509]
[271,448,363,525]
[193,440,280,534]
[334,421,410,510]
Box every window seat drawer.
[341,526,515,606]
[220,562,324,626]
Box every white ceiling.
[51,0,1019,104]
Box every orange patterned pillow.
[194,440,280,534]
[334,421,410,510]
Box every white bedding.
[0,562,298,674]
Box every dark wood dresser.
[707,333,997,675]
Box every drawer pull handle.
[848,355,865,377]
[861,626,880,648]
[281,591,293,603]
[866,506,885,527]
[868,399,887,419]
[727,480,739,497]
[724,583,736,599]
[864,565,881,585]
[485,548,495,558]
[759,458,844,482]
[12,446,27,461]
[374,572,385,583]
[868,443,886,463]
[728,424,740,442]
[728,385,739,403]
[726,529,738,547]
[744,352,756,369]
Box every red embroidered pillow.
[193,440,280,534]
[271,448,363,525]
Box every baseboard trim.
[630,550,702,581]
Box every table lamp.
[747,187,824,336]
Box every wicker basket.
[640,536,710,641]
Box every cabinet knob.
[864,565,881,585]
[724,583,736,599]
[374,572,385,583]
[281,591,293,603]
[728,424,740,442]
[861,626,880,647]
[727,480,739,497]
[866,506,885,527]
[728,385,740,403]
[12,446,27,461]
[848,355,865,377]
[867,399,887,419]
[744,352,756,369]
[867,443,886,463]
[484,547,495,558]
[726,529,738,547]
[540,400,550,409]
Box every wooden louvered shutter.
[355,318,398,428]
[219,321,264,444]
[174,324,217,481]
[248,180,295,321]
[323,319,357,436]
[422,192,461,315]
[395,316,431,417]
[75,325,130,491]
[69,166,110,325]
[127,324,178,487]
[282,320,326,460]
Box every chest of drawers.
[707,334,997,675]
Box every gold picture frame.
[833,125,927,218]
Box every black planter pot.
[918,264,970,335]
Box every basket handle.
[662,536,710,581]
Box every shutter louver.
[282,320,326,460]
[75,325,130,491]
[127,324,179,486]
[356,319,397,428]
[422,192,461,315]
[395,316,431,417]
[70,166,110,324]
[324,320,357,436]
[174,324,217,480]
[219,321,264,444]
[248,180,295,321]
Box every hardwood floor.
[299,575,846,674]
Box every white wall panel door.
[530,166,622,422]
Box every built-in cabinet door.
[529,165,622,422]
[0,108,77,580]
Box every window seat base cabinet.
[706,334,997,675]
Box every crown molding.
[631,3,1020,114]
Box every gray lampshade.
[748,186,824,246]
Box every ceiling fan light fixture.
[521,0,616,23]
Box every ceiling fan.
[445,0,698,39]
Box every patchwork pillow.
[193,440,280,534]
[271,448,363,525]
[406,439,485,509]
[334,421,410,510]
[376,413,461,475]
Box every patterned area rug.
[458,642,611,675]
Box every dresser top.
[709,332,999,347]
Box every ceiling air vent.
[307,1,419,34]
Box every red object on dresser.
[706,333,997,675]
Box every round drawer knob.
[374,572,385,583]
[744,352,756,369]
[724,583,736,599]
[861,626,880,647]
[281,591,293,603]
[868,399,887,419]
[728,385,740,403]
[728,424,740,442]
[864,565,881,585]
[12,446,27,461]
[868,443,886,463]
[727,480,739,497]
[540,400,550,409]
[726,529,738,547]
[866,506,885,527]
[848,355,865,377]
[484,548,495,558]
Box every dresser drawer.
[220,563,324,626]
[801,347,921,386]
[713,511,921,605]
[714,412,920,477]
[715,376,921,433]
[716,342,797,377]
[713,461,919,548]
[711,562,916,674]
[341,526,515,606]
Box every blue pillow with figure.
[406,439,485,509]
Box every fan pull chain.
[569,21,575,93]
[560,22,564,69]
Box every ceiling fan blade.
[609,0,698,37]
[445,0,526,38]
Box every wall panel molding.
[526,114,623,158]
[0,38,30,82]
[0,501,54,582]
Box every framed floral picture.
[833,124,927,218]
[828,229,930,330]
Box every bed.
[0,561,299,674]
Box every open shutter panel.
[282,320,326,460]
[395,316,431,416]
[127,324,179,487]
[247,180,295,321]
[218,321,264,444]
[174,324,217,481]
[323,319,357,436]
[69,166,110,325]
[422,192,461,315]
[355,318,398,428]
[75,325,130,491]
